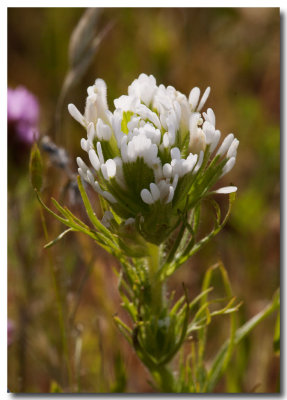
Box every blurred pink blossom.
[8,86,39,144]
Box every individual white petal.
[189,87,200,111]
[101,164,108,180]
[221,157,236,176]
[213,186,238,194]
[202,121,215,145]
[171,158,181,177]
[157,180,170,201]
[85,170,102,194]
[86,169,97,189]
[78,168,87,182]
[87,122,96,143]
[189,112,201,134]
[150,183,160,202]
[127,116,141,131]
[93,181,104,195]
[189,128,206,154]
[96,141,104,164]
[85,79,109,124]
[197,87,211,112]
[76,157,88,172]
[216,133,234,157]
[227,138,239,159]
[140,189,154,205]
[120,136,128,163]
[102,191,117,203]
[153,129,161,145]
[210,130,221,153]
[84,95,98,124]
[207,108,216,126]
[127,140,136,162]
[172,174,179,190]
[105,159,117,178]
[163,163,172,179]
[94,78,108,109]
[144,142,159,167]
[146,109,161,129]
[194,150,204,173]
[159,111,168,130]
[173,99,182,122]
[203,108,216,127]
[88,149,100,171]
[111,109,123,145]
[166,109,178,137]
[68,104,86,127]
[171,147,181,160]
[166,186,174,204]
[163,133,170,148]
[80,138,89,152]
[96,118,112,141]
[182,154,198,174]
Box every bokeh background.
[8,8,280,393]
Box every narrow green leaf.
[189,288,213,314]
[77,176,115,241]
[113,316,132,345]
[162,193,236,279]
[206,289,280,392]
[35,190,69,226]
[44,228,74,248]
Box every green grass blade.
[206,289,280,392]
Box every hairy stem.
[147,242,163,314]
[151,365,175,392]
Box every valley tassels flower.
[68,74,239,245]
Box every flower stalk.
[147,242,163,315]
[33,73,279,393]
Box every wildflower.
[8,86,39,144]
[69,74,238,244]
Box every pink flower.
[8,86,39,144]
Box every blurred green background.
[8,8,280,393]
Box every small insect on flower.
[69,73,238,244]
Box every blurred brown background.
[8,8,280,393]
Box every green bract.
[68,73,238,245]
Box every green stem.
[145,244,176,392]
[147,242,163,314]
[151,365,175,392]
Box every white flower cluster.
[69,74,238,224]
